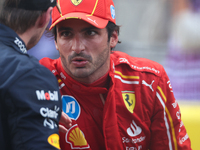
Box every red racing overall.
[40,51,192,150]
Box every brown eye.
[61,31,72,37]
[86,30,96,36]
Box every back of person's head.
[0,0,57,34]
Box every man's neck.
[17,28,33,50]
[83,71,110,89]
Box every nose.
[71,35,85,54]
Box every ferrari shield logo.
[71,0,82,6]
[122,91,136,113]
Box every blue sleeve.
[6,67,62,150]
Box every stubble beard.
[60,46,110,81]
[26,32,42,50]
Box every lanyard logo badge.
[71,0,82,6]
[62,95,80,120]
[122,91,136,114]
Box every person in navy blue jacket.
[0,0,67,149]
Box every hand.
[59,111,72,133]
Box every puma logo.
[142,80,154,92]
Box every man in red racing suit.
[40,51,192,150]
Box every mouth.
[72,57,86,61]
[71,57,88,68]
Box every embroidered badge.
[142,80,155,92]
[66,124,90,149]
[62,95,81,120]
[47,134,60,149]
[122,91,136,113]
[110,5,115,19]
[71,0,82,6]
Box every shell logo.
[47,133,60,149]
[66,124,90,149]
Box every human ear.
[37,7,53,28]
[55,41,59,50]
[110,30,118,48]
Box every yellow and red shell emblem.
[66,124,90,149]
